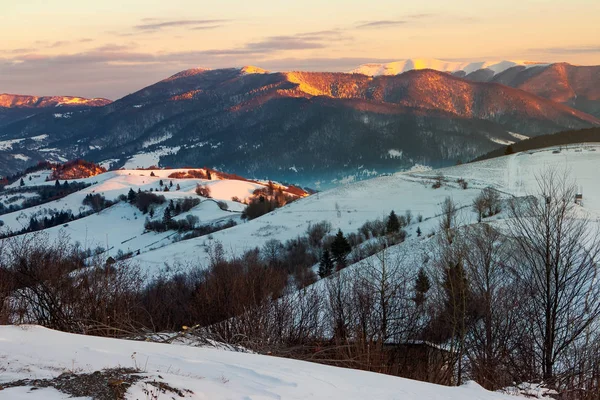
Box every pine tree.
[163,207,172,224]
[176,183,181,191]
[149,207,155,218]
[416,226,422,237]
[413,267,431,306]
[318,249,335,278]
[55,179,60,187]
[159,179,164,187]
[127,188,137,203]
[206,169,212,180]
[386,210,400,234]
[330,229,351,269]
[20,178,25,187]
[169,180,173,187]
[150,171,156,177]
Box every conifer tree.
[330,229,351,269]
[163,207,172,224]
[413,267,431,306]
[386,210,400,234]
[416,226,422,237]
[20,178,25,187]
[127,188,137,203]
[55,179,60,187]
[318,249,335,278]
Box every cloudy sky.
[1,0,599,100]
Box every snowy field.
[3,145,600,277]
[0,325,530,400]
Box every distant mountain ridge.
[0,93,111,108]
[0,65,598,186]
[350,58,545,77]
[351,59,600,118]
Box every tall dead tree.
[507,167,600,385]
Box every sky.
[1,0,599,100]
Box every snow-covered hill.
[3,145,600,278]
[0,325,532,399]
[131,143,600,274]
[350,58,542,77]
[0,168,305,274]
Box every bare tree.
[462,224,520,390]
[472,187,502,222]
[507,167,600,385]
[440,196,457,243]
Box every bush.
[179,197,201,213]
[432,173,444,189]
[167,171,187,179]
[134,191,166,213]
[196,184,211,198]
[83,193,113,212]
[307,220,332,248]
[473,187,502,221]
[359,218,386,239]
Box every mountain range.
[1,60,599,187]
[354,59,600,118]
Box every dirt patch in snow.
[0,367,143,400]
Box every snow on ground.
[350,58,541,77]
[0,170,295,271]
[132,144,600,274]
[5,169,54,189]
[0,138,25,151]
[0,191,39,208]
[133,171,480,274]
[12,154,31,161]
[412,144,600,214]
[508,132,529,141]
[122,146,180,169]
[490,137,514,146]
[0,325,529,400]
[4,145,600,277]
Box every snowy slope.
[132,143,600,273]
[415,144,600,213]
[4,145,600,277]
[0,169,300,269]
[350,58,542,77]
[0,325,529,400]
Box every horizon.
[0,58,564,101]
[2,0,600,99]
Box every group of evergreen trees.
[318,229,352,278]
[318,210,417,279]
